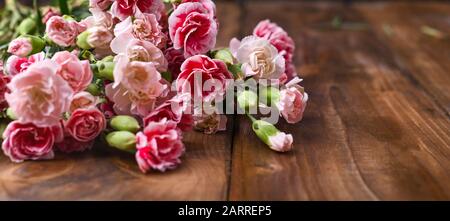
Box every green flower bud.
[227,63,244,79]
[237,90,258,112]
[110,115,140,133]
[252,120,278,145]
[101,55,114,62]
[6,108,17,120]
[106,131,137,153]
[76,31,92,50]
[18,18,36,35]
[214,48,234,64]
[86,83,101,96]
[0,121,8,139]
[259,86,280,106]
[26,35,46,55]
[252,120,293,152]
[96,60,114,81]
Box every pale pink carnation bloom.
[253,20,296,79]
[230,36,285,80]
[45,16,83,47]
[70,91,99,113]
[5,60,74,127]
[268,132,293,152]
[51,51,93,93]
[276,77,308,124]
[168,2,218,58]
[7,37,32,57]
[87,26,114,49]
[111,38,167,72]
[113,59,166,99]
[105,83,157,117]
[111,0,165,21]
[113,13,166,49]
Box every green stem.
[59,0,70,15]
[246,113,257,123]
[33,0,43,34]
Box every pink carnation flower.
[276,77,308,124]
[7,37,32,57]
[135,118,185,172]
[111,0,165,21]
[70,91,99,113]
[5,52,45,76]
[111,38,167,71]
[113,13,166,49]
[64,108,106,142]
[2,121,63,162]
[46,16,84,47]
[168,2,218,58]
[176,55,232,103]
[5,60,74,127]
[253,20,296,78]
[144,94,193,131]
[51,51,93,93]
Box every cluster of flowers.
[0,0,307,173]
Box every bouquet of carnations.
[0,0,307,173]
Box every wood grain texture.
[0,1,449,200]
[356,2,450,115]
[229,1,450,200]
[0,1,240,200]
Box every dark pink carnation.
[135,119,185,172]
[2,121,63,162]
[168,2,217,58]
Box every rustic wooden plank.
[229,1,450,200]
[0,1,239,200]
[356,2,450,115]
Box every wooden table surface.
[0,0,449,200]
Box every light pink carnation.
[7,37,32,57]
[253,20,296,78]
[111,38,167,71]
[51,51,93,93]
[230,36,285,80]
[135,118,185,172]
[109,53,169,117]
[168,2,218,58]
[113,13,166,49]
[276,77,308,124]
[5,60,74,127]
[87,26,114,49]
[105,83,158,117]
[111,0,165,21]
[70,91,99,113]
[46,16,83,47]
[268,132,293,152]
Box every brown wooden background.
[0,0,449,200]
